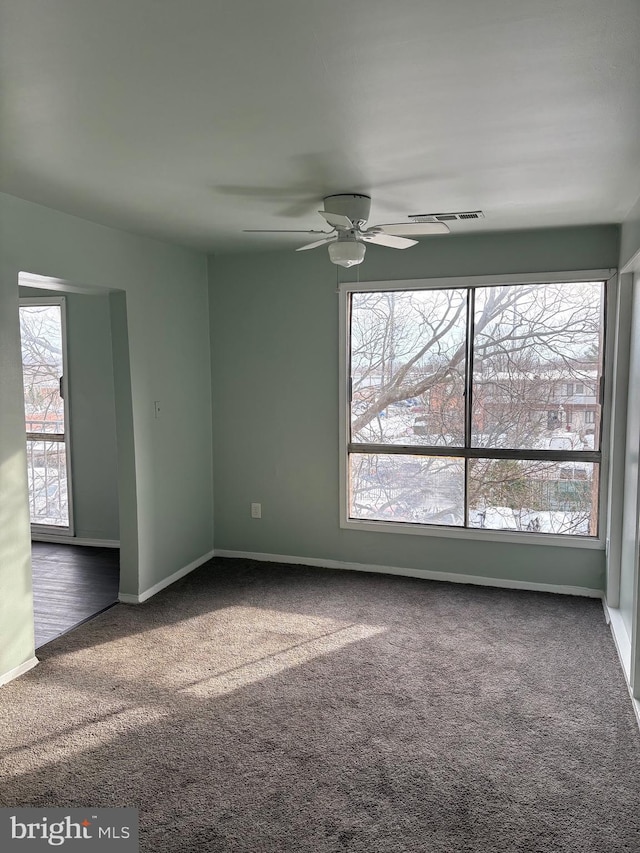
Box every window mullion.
[463,288,476,526]
[464,288,475,450]
[347,444,600,463]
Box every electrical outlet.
[251,502,262,519]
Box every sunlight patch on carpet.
[180,620,386,697]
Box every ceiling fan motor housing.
[323,193,371,227]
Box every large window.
[343,275,608,539]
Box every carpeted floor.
[1,558,639,852]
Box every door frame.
[19,295,75,536]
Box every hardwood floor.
[31,542,120,649]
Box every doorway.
[19,278,124,648]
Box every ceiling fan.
[244,193,450,267]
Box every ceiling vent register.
[409,211,485,222]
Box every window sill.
[341,517,605,549]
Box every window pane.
[26,440,69,527]
[468,458,598,536]
[472,282,604,451]
[20,305,65,434]
[349,453,464,526]
[350,289,467,446]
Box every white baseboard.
[602,601,640,729]
[213,549,603,598]
[603,601,632,681]
[0,656,39,687]
[119,549,215,604]
[31,534,120,548]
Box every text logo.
[0,809,138,851]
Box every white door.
[19,297,74,534]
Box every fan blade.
[318,211,354,229]
[361,233,418,249]
[244,229,331,233]
[296,236,338,252]
[375,222,450,236]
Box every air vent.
[409,210,485,223]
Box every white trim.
[31,534,120,548]
[119,549,214,604]
[60,296,75,535]
[621,248,640,275]
[604,601,632,680]
[602,601,640,729]
[597,273,617,562]
[340,517,605,549]
[0,656,39,687]
[19,294,75,536]
[342,269,616,294]
[19,270,113,295]
[213,549,603,598]
[605,274,632,607]
[338,277,349,531]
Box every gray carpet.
[1,558,639,852]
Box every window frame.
[339,269,617,549]
[19,295,75,535]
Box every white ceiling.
[1,0,639,253]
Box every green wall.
[0,192,213,681]
[18,287,120,541]
[209,225,619,591]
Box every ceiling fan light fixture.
[245,193,464,266]
[328,240,366,268]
